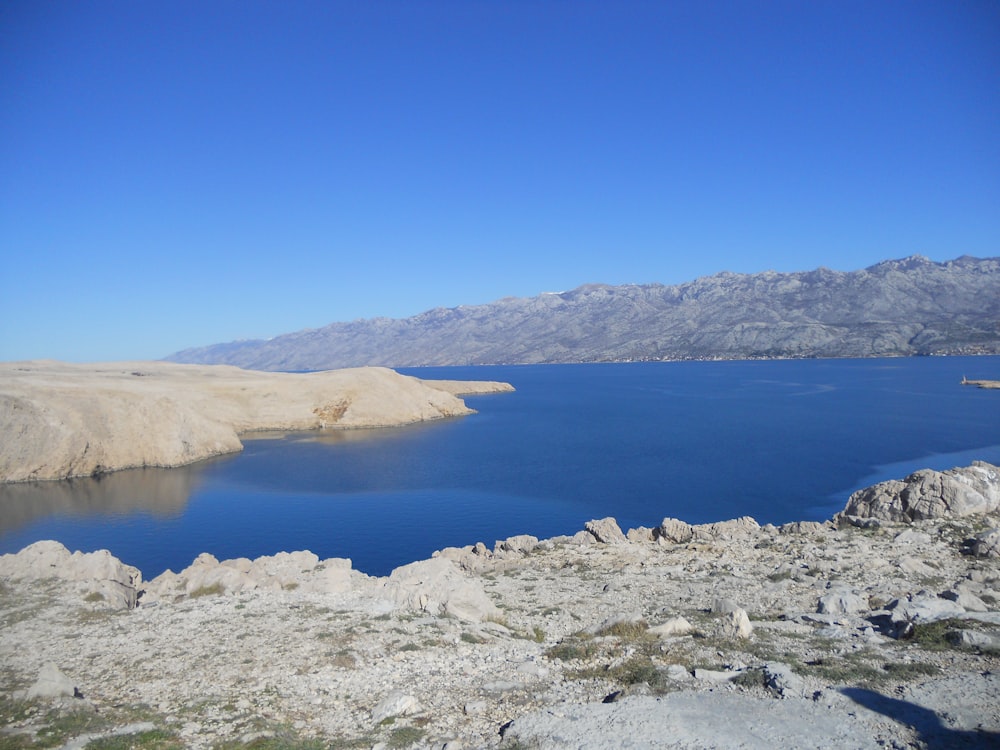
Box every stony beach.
[2,462,999,749]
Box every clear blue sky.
[2,1,998,362]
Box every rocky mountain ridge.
[167,255,1000,370]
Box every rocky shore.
[2,462,999,748]
[0,361,513,482]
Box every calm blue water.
[2,357,999,577]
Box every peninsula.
[0,361,513,483]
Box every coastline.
[1,463,999,748]
[0,361,514,483]
[962,378,1000,389]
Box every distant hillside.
[167,255,1000,370]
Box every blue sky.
[1,1,998,362]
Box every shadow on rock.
[841,687,1000,749]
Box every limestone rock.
[941,589,989,613]
[371,692,421,723]
[626,526,656,543]
[712,598,740,615]
[889,594,967,625]
[969,528,1000,558]
[763,662,807,699]
[145,550,360,599]
[894,529,933,545]
[27,663,78,699]
[839,461,1000,522]
[382,558,500,623]
[779,521,827,535]
[946,629,1000,650]
[657,517,694,544]
[693,516,761,540]
[720,607,753,639]
[585,517,628,545]
[0,541,140,609]
[649,617,693,638]
[0,361,511,482]
[817,588,868,615]
[495,535,539,555]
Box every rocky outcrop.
[2,464,1000,749]
[145,550,365,601]
[0,540,141,609]
[381,557,501,623]
[0,361,513,482]
[166,255,1000,368]
[838,461,1000,523]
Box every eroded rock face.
[969,528,1000,558]
[381,557,501,623]
[839,461,1000,522]
[145,550,362,600]
[585,517,628,545]
[0,540,141,609]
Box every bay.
[1,356,998,577]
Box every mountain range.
[167,255,1000,370]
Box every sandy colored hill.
[0,360,513,482]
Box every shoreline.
[962,378,1000,389]
[1,462,998,748]
[0,361,514,483]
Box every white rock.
[970,528,1000,558]
[383,558,500,623]
[817,588,868,615]
[27,663,77,699]
[721,608,753,639]
[585,517,627,544]
[649,617,693,638]
[371,692,421,723]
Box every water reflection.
[0,461,215,533]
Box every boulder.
[946,629,1000,650]
[968,528,1000,558]
[779,521,827,535]
[693,516,761,540]
[382,558,501,623]
[495,535,539,554]
[585,517,628,544]
[649,617,693,638]
[894,529,932,545]
[657,517,694,544]
[817,588,868,615]
[0,541,141,609]
[763,662,807,699]
[371,692,421,723]
[626,526,656,543]
[941,589,989,613]
[889,594,967,626]
[27,663,78,700]
[839,461,1000,522]
[720,607,753,639]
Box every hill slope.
[167,255,1000,369]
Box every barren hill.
[167,255,1000,370]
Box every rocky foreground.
[0,361,513,482]
[1,463,1000,749]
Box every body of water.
[2,357,998,577]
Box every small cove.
[2,356,998,577]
